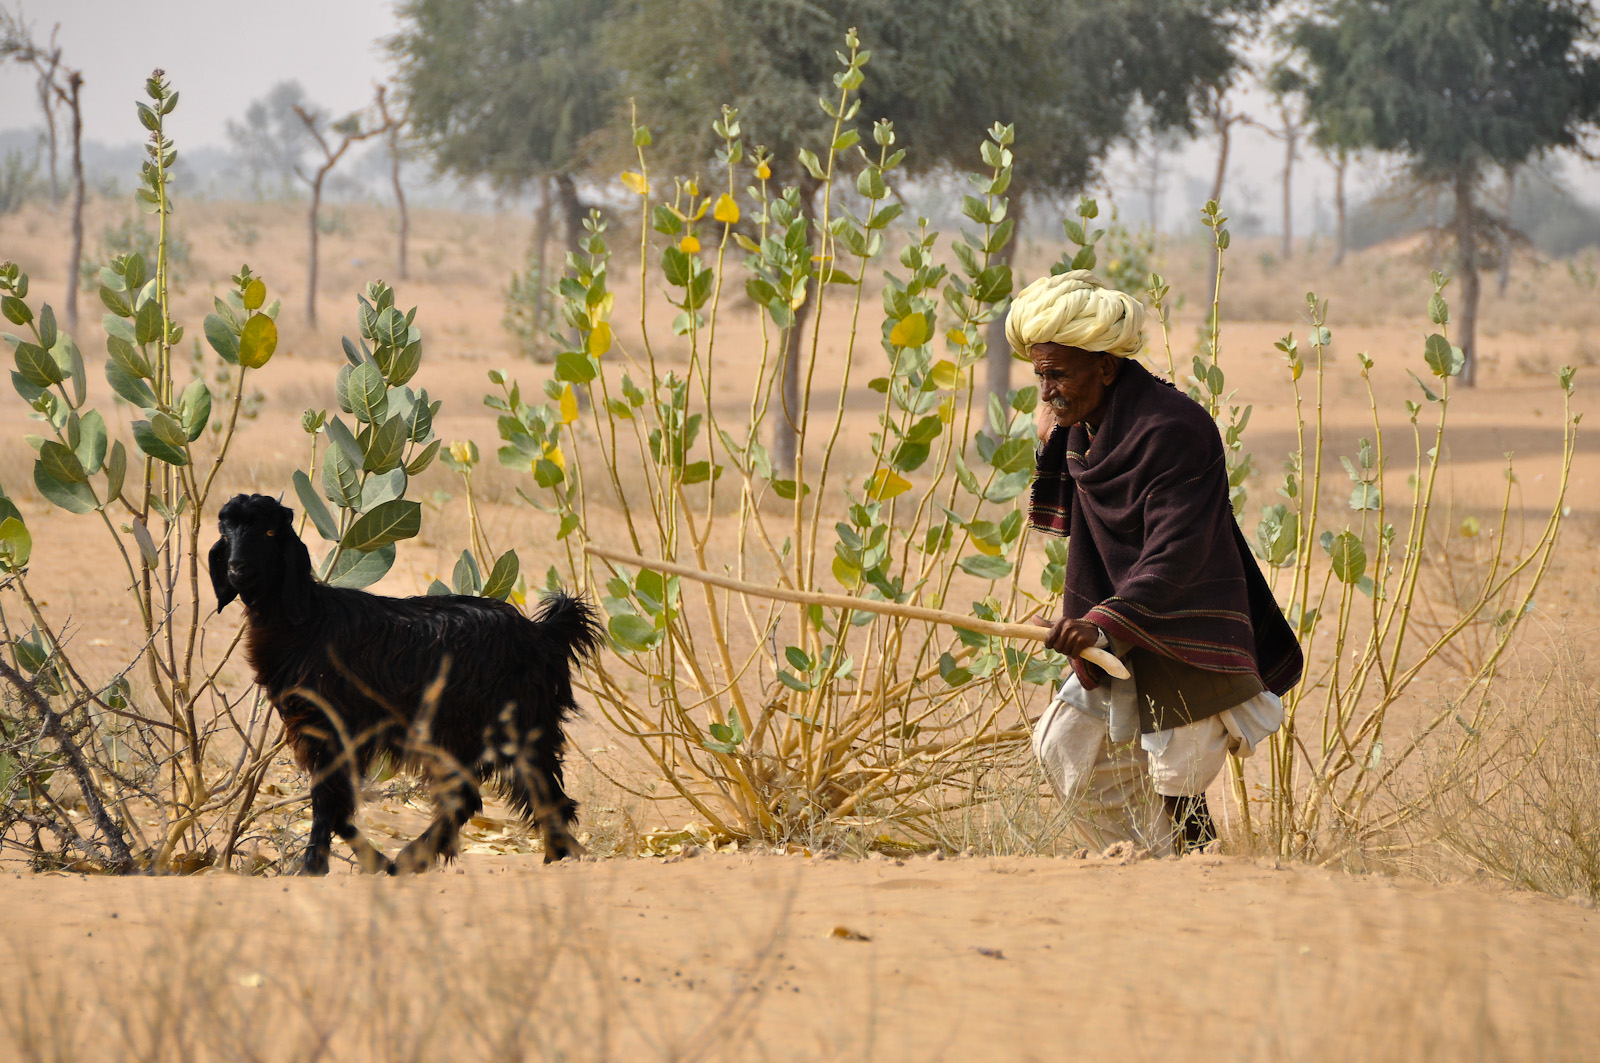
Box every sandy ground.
[2,197,1599,1059]
[1,851,1597,1061]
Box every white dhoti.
[1031,636,1283,854]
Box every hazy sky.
[1,1,1593,234]
[0,0,401,148]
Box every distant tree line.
[383,0,1600,389]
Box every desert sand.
[0,194,1597,1060]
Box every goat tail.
[530,591,605,667]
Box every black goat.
[210,493,602,875]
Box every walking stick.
[581,543,1132,680]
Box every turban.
[1004,269,1145,359]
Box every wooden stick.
[581,543,1132,680]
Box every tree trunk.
[774,294,810,480]
[1496,168,1516,297]
[38,78,58,204]
[390,134,408,280]
[1454,172,1480,388]
[1281,127,1296,261]
[307,170,324,327]
[1332,150,1348,267]
[986,193,1025,405]
[554,172,585,257]
[772,178,823,478]
[530,176,553,335]
[1209,115,1232,280]
[64,71,83,330]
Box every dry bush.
[0,875,797,1062]
[1412,639,1600,901]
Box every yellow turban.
[1004,269,1145,359]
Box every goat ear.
[209,537,237,610]
[279,522,315,619]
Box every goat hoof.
[543,835,585,863]
[392,848,434,875]
[300,854,330,876]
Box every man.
[1009,270,1303,855]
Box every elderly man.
[1009,270,1303,855]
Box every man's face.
[1030,342,1118,430]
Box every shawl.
[1030,359,1303,695]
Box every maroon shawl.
[1030,359,1303,694]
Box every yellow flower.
[680,235,701,254]
[756,161,771,181]
[542,441,566,472]
[449,440,475,466]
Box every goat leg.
[336,823,396,875]
[509,739,583,863]
[392,753,483,874]
[302,741,359,876]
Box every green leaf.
[1325,531,1367,585]
[33,464,97,513]
[482,550,520,601]
[325,416,364,466]
[938,651,972,688]
[237,314,278,369]
[361,418,407,473]
[73,410,108,475]
[680,460,721,485]
[797,147,826,180]
[105,362,159,409]
[347,362,388,424]
[293,470,340,541]
[322,444,362,508]
[326,544,396,589]
[39,440,87,484]
[104,440,126,500]
[178,378,211,441]
[958,554,1013,581]
[203,313,239,364]
[453,550,483,595]
[134,298,162,346]
[405,438,441,475]
[775,671,812,693]
[555,350,597,384]
[608,613,660,653]
[131,418,189,466]
[1,294,31,326]
[1423,333,1464,378]
[533,457,565,488]
[15,342,65,389]
[360,467,408,511]
[784,645,813,672]
[340,499,422,552]
[0,516,31,569]
[1348,483,1382,511]
[106,336,151,379]
[660,245,692,287]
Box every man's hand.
[1033,616,1102,659]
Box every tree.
[1256,68,1306,260]
[389,0,617,257]
[226,80,318,201]
[292,102,390,327]
[373,83,410,280]
[865,0,1269,400]
[230,82,394,327]
[603,0,867,475]
[1293,0,1600,385]
[1,7,84,327]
